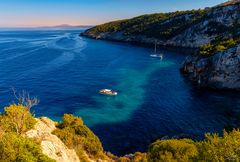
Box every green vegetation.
[87,10,207,40]
[200,38,238,56]
[0,132,55,162]
[198,19,240,56]
[114,129,240,162]
[1,104,240,162]
[0,104,54,162]
[85,3,240,57]
[196,130,240,162]
[53,114,109,162]
[0,104,36,135]
[148,139,198,162]
[117,152,147,162]
[147,130,240,162]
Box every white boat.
[99,89,118,96]
[150,40,163,61]
[150,54,163,59]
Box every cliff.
[181,44,240,90]
[25,116,111,162]
[81,1,240,48]
[25,117,80,162]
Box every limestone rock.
[26,117,80,162]
[181,44,240,90]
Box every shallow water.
[0,29,240,155]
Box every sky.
[0,0,227,27]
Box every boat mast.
[154,40,157,54]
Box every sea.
[0,28,239,155]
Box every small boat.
[99,89,118,96]
[150,40,163,61]
[150,54,163,59]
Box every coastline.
[80,33,198,56]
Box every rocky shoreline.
[181,44,240,90]
[81,1,240,91]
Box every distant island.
[39,24,93,29]
[81,0,240,91]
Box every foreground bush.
[51,114,240,162]
[0,132,55,162]
[53,114,107,162]
[1,104,240,162]
[196,129,240,162]
[117,152,147,162]
[0,104,36,135]
[0,104,54,162]
[147,139,198,162]
[131,152,148,162]
[147,130,240,162]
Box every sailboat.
[150,40,163,60]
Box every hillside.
[81,10,207,47]
[81,1,239,48]
[81,0,240,90]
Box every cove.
[0,29,240,155]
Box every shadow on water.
[90,84,240,156]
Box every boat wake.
[14,33,87,78]
[46,33,87,52]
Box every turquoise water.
[78,61,174,126]
[0,29,240,155]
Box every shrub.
[147,139,198,162]
[117,152,147,162]
[132,152,148,162]
[0,104,36,135]
[53,114,107,161]
[196,129,240,162]
[215,45,226,52]
[117,157,131,162]
[147,129,240,162]
[200,38,238,56]
[0,132,55,162]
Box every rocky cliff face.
[168,2,240,48]
[26,117,111,162]
[82,2,240,48]
[26,117,80,162]
[181,44,240,90]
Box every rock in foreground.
[26,117,80,162]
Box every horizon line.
[0,24,95,28]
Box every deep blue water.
[0,29,240,155]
